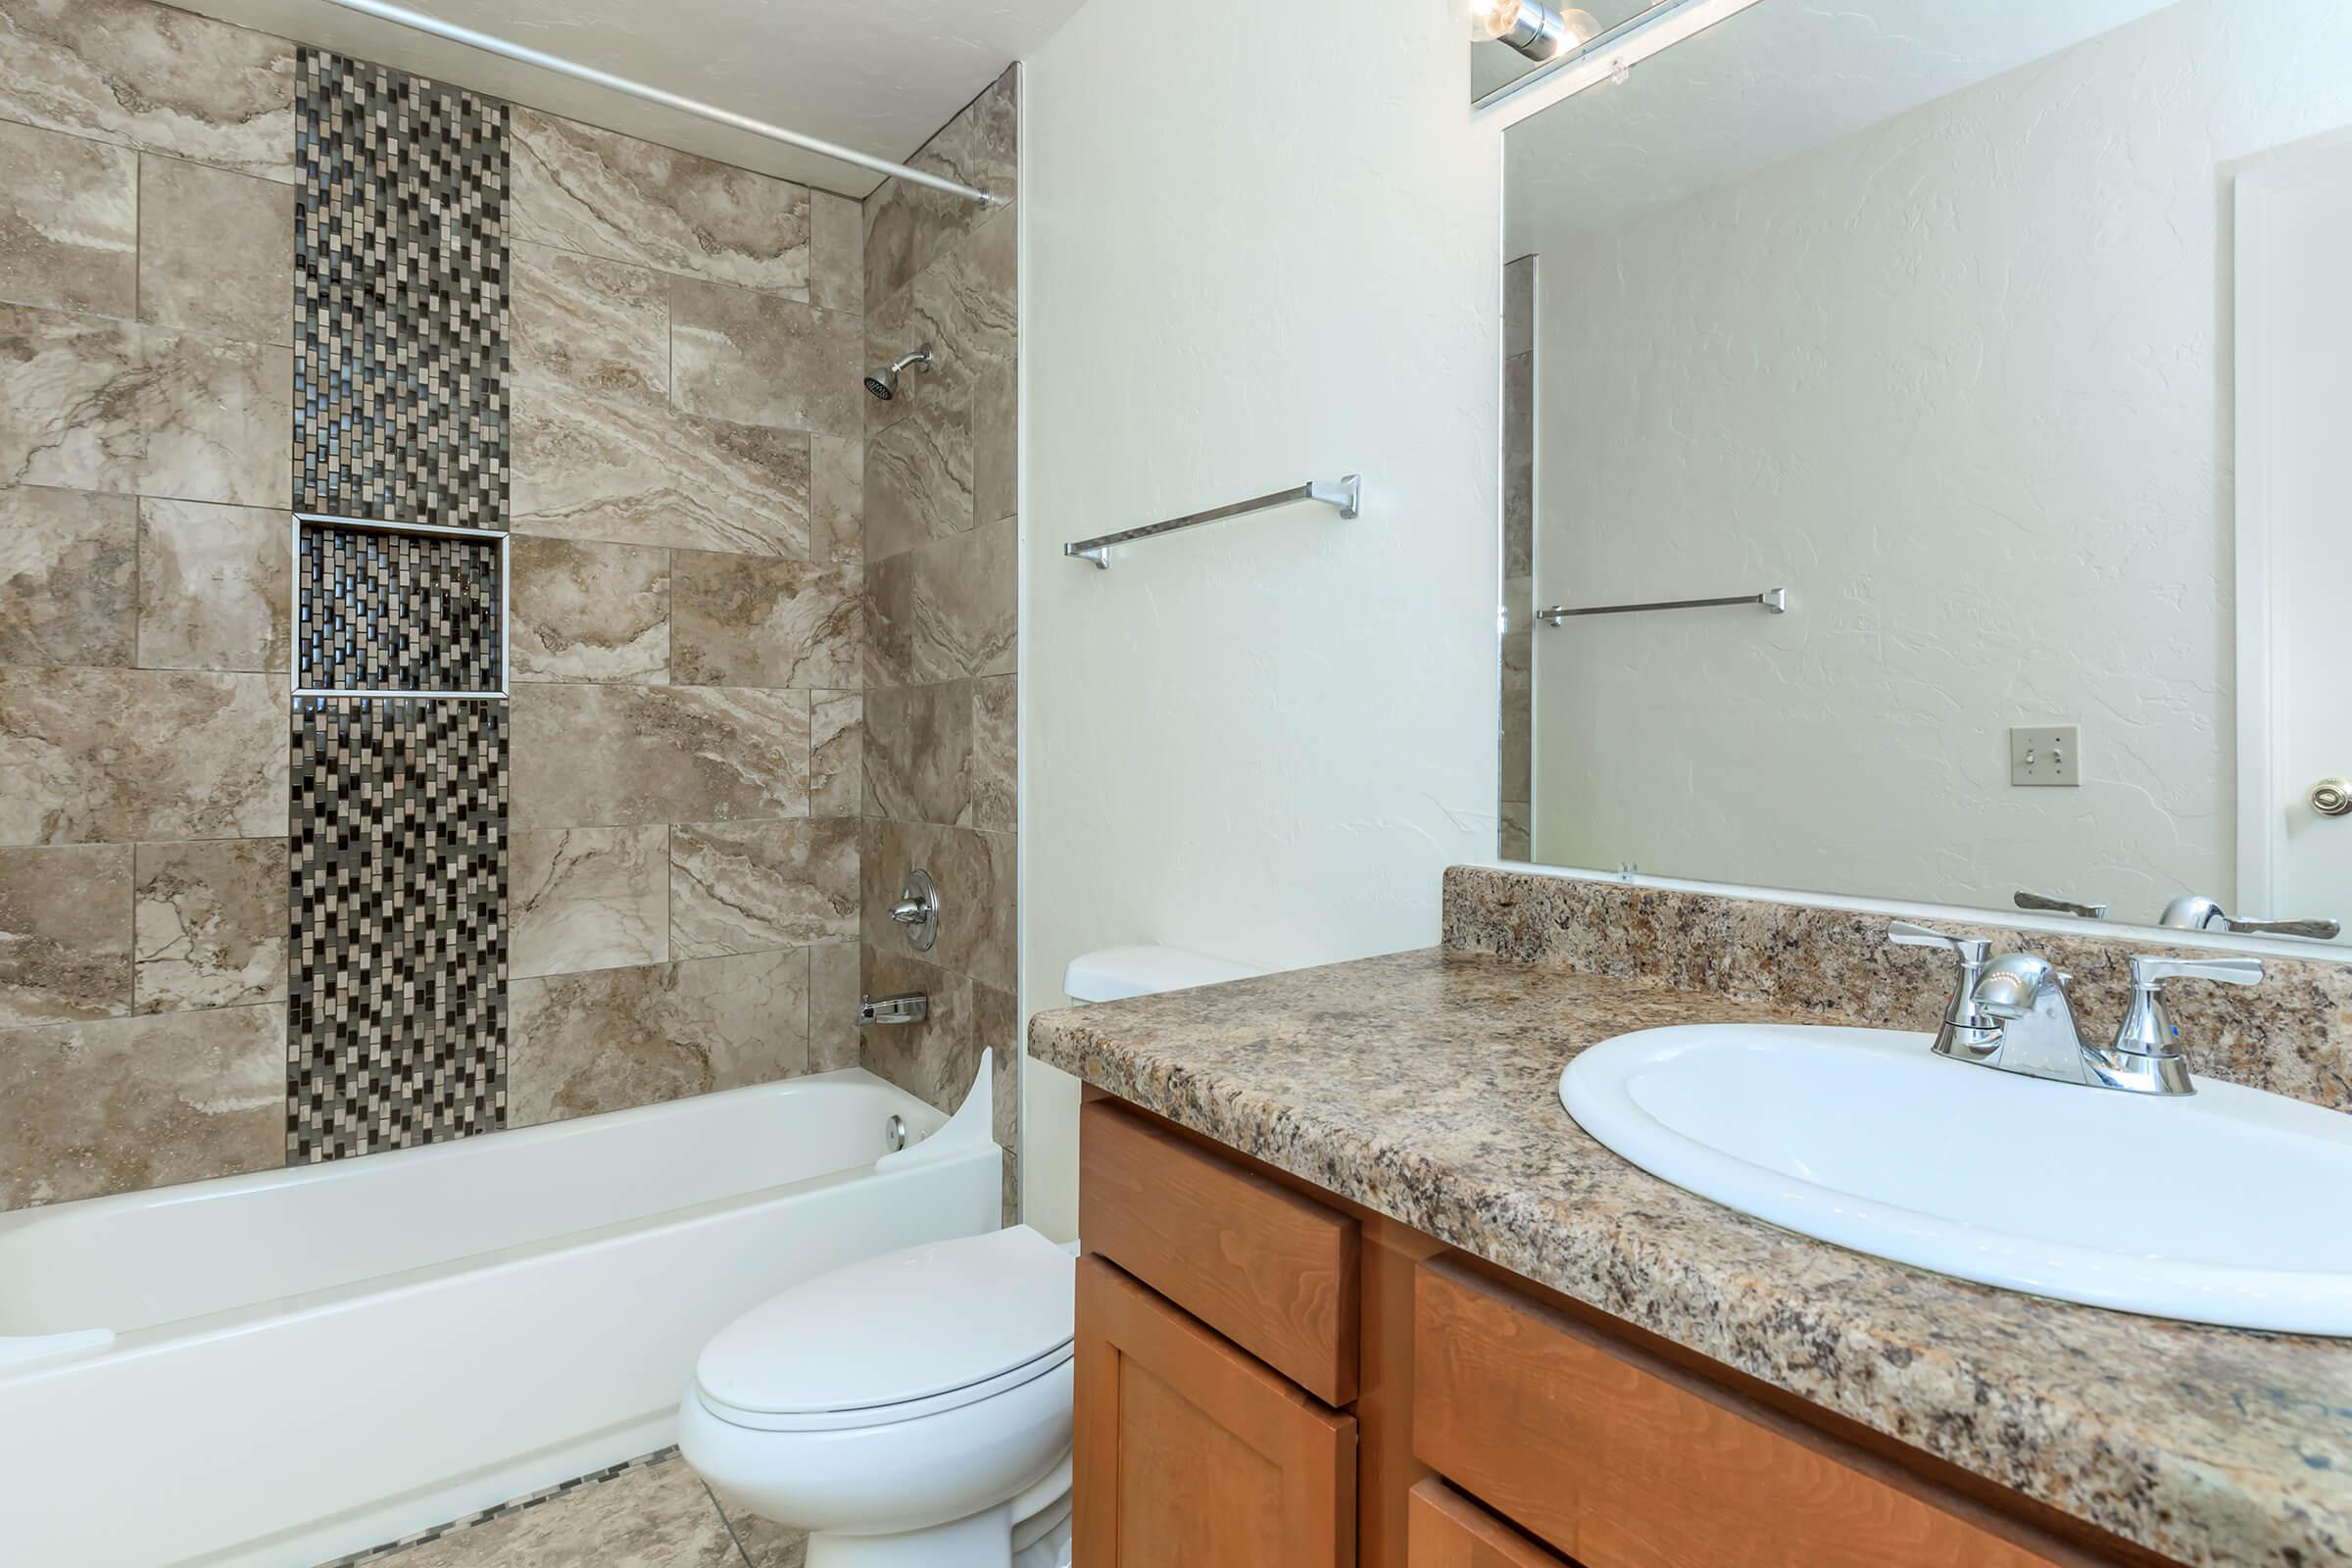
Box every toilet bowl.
[680,1225,1076,1568]
[683,948,1260,1565]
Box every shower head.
[863,344,935,401]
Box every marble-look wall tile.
[671,278,861,438]
[972,359,1016,529]
[862,679,972,826]
[1504,253,1536,358]
[509,536,669,685]
[1499,603,1531,805]
[861,70,1017,310]
[810,690,861,818]
[136,154,293,344]
[864,205,1014,417]
[511,683,810,830]
[0,118,136,317]
[670,818,858,956]
[510,242,667,408]
[970,674,1016,833]
[0,0,298,182]
[509,948,811,1127]
[857,943,975,1114]
[861,817,1014,993]
[0,1002,284,1209]
[509,108,811,296]
[1,305,140,491]
[135,497,288,672]
[131,837,285,1012]
[670,551,860,691]
[0,306,291,506]
[1502,351,1533,580]
[863,383,972,563]
[510,824,668,978]
[140,325,293,509]
[0,844,130,1026]
[809,434,862,567]
[809,189,861,316]
[0,485,136,665]
[512,376,811,557]
[0,665,285,845]
[1498,802,1532,863]
[809,939,860,1071]
[863,514,1016,688]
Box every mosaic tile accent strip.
[289,698,508,1162]
[318,1448,680,1568]
[295,48,510,528]
[297,522,505,693]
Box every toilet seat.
[694,1226,1075,1434]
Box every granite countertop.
[1028,947,2352,1568]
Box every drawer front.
[1412,1259,2086,1568]
[1407,1480,1570,1568]
[1080,1100,1360,1403]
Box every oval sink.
[1560,1024,2352,1335]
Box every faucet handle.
[2127,955,2265,989]
[2110,955,2266,1083]
[1888,921,1991,963]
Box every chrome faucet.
[1888,922,2263,1096]
[2158,894,2340,942]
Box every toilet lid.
[696,1226,1075,1421]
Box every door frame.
[2231,135,2352,915]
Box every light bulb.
[1468,0,1603,62]
[1466,0,1525,40]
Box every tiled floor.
[336,1451,806,1568]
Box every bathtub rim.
[0,1068,968,1369]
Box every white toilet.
[680,945,1261,1568]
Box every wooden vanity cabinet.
[1405,1481,1571,1568]
[1074,1255,1356,1567]
[1076,1095,2148,1568]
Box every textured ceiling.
[1506,0,2178,251]
[180,0,1086,197]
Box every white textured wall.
[1529,0,2352,921]
[1019,0,1503,1240]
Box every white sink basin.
[1560,1024,2352,1335]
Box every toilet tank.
[1062,946,1262,1004]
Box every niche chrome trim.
[289,514,510,701]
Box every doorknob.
[2313,779,2352,818]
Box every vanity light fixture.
[1470,0,1601,62]
[1473,0,1768,111]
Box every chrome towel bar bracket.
[1064,475,1362,569]
[1538,587,1788,624]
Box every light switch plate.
[2010,725,2081,788]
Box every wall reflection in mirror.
[1498,0,2352,946]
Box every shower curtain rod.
[316,0,1007,206]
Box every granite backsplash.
[1443,865,2352,1114]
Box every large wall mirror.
[1498,0,2352,946]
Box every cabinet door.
[1076,1254,1356,1568]
[1407,1481,1571,1568]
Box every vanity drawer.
[1406,1480,1570,1568]
[1412,1258,2086,1568]
[1080,1100,1359,1404]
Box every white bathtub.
[0,1064,1002,1568]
